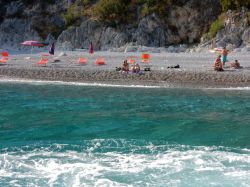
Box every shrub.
[140,0,172,17]
[63,4,82,27]
[93,0,133,25]
[220,0,250,11]
[208,15,225,38]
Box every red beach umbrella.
[21,40,46,47]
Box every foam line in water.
[0,140,250,186]
[1,77,250,90]
[204,87,250,91]
[220,87,250,90]
[0,78,163,89]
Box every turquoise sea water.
[0,82,250,187]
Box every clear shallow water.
[0,82,250,187]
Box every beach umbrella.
[89,41,94,54]
[49,42,55,55]
[21,40,48,54]
[21,40,47,47]
[209,47,223,55]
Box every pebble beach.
[1,50,250,88]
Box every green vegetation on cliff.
[220,0,250,11]
[207,0,250,38]
[64,0,174,26]
[93,0,173,23]
[208,14,225,38]
[93,0,133,24]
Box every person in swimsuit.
[122,60,129,72]
[214,55,224,71]
[221,47,228,66]
[230,60,241,69]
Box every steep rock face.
[57,20,131,50]
[198,8,250,50]
[4,0,250,51]
[57,0,221,50]
[132,14,167,46]
[242,28,250,45]
[0,18,40,49]
[0,0,67,49]
[216,9,249,48]
[133,0,221,47]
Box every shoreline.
[1,66,250,89]
[1,51,250,89]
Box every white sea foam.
[2,76,250,92]
[0,141,250,187]
[1,77,250,91]
[0,78,163,89]
[204,87,250,91]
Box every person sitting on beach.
[132,63,140,73]
[122,60,129,72]
[135,63,140,73]
[214,55,224,71]
[230,60,242,69]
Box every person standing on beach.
[221,47,228,66]
[89,41,94,54]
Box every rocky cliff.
[0,0,249,51]
[0,0,66,50]
[199,8,250,51]
[57,0,221,50]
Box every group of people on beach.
[120,60,141,73]
[214,47,242,71]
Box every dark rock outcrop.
[216,8,249,48]
[0,0,67,49]
[57,0,221,50]
[1,0,250,51]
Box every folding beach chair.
[141,53,150,63]
[127,57,136,64]
[37,57,48,66]
[78,57,87,65]
[141,53,151,71]
[96,58,105,65]
[0,52,9,64]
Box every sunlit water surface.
[0,82,250,187]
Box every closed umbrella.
[89,41,94,54]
